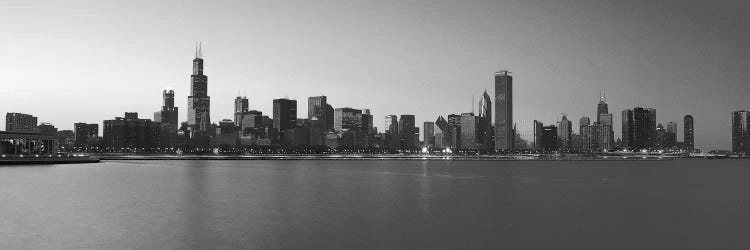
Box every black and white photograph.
[1,0,750,249]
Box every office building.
[494,70,513,151]
[155,89,179,147]
[5,113,38,133]
[308,96,328,131]
[103,113,161,150]
[732,111,750,154]
[234,96,249,126]
[666,121,678,149]
[74,123,99,147]
[423,121,435,148]
[273,98,297,133]
[434,116,449,149]
[557,115,572,151]
[622,109,634,150]
[460,113,480,149]
[684,115,694,151]
[478,90,493,150]
[187,44,211,133]
[334,108,362,131]
[540,125,558,152]
[399,115,417,149]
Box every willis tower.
[187,43,211,134]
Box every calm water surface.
[1,159,749,249]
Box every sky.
[1,0,749,150]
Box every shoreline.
[95,154,682,161]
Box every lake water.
[1,159,749,249]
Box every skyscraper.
[631,107,657,150]
[557,115,572,151]
[578,116,591,151]
[448,114,462,149]
[597,91,608,123]
[460,113,479,149]
[494,70,513,151]
[434,116,449,149]
[155,89,179,147]
[622,109,634,150]
[597,113,614,151]
[272,98,297,133]
[665,121,678,149]
[732,111,750,154]
[234,96,249,126]
[383,115,397,149]
[187,43,211,133]
[478,90,493,150]
[5,113,38,133]
[423,121,435,148]
[540,125,558,152]
[308,96,328,131]
[684,115,694,151]
[398,115,416,149]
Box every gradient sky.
[1,0,749,150]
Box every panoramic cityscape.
[1,44,749,157]
[2,1,750,249]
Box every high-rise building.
[423,121,435,148]
[325,104,334,132]
[334,108,362,131]
[155,89,179,147]
[630,107,657,150]
[362,109,374,134]
[597,91,608,123]
[494,70,513,151]
[540,125,558,152]
[103,113,161,150]
[273,98,297,133]
[665,121,678,149]
[684,115,694,151]
[385,115,398,135]
[579,116,592,151]
[655,123,666,149]
[385,115,399,149]
[234,96,249,126]
[557,115,572,151]
[460,113,479,149]
[622,109,634,150]
[215,119,239,146]
[187,43,211,133]
[732,111,750,154]
[308,96,328,131]
[398,115,417,149]
[448,114,462,149]
[478,90,493,150]
[596,113,614,151]
[434,116,449,149]
[5,113,38,133]
[74,123,99,147]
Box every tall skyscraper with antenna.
[187,43,211,134]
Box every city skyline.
[2,0,749,150]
